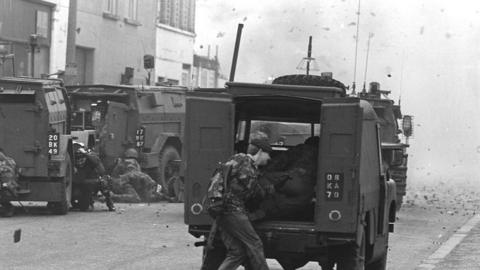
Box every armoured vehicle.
[356,82,411,210]
[184,75,397,269]
[65,84,186,201]
[0,77,73,214]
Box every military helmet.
[73,141,88,167]
[124,148,139,159]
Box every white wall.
[155,24,195,85]
[47,0,69,75]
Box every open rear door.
[184,91,234,225]
[316,99,362,233]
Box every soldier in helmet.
[72,142,115,211]
[0,148,18,217]
[111,148,159,202]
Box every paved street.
[0,198,477,270]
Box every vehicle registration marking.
[48,132,60,155]
[325,172,344,201]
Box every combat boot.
[105,197,116,211]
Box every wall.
[155,24,194,87]
[48,0,69,75]
[0,0,67,77]
[76,0,157,84]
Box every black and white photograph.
[1,0,479,269]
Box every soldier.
[253,136,319,220]
[213,137,273,270]
[73,142,115,211]
[111,148,159,202]
[0,148,18,217]
[111,148,142,177]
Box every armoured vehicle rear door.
[184,91,234,225]
[316,99,362,233]
[0,89,48,176]
[103,101,130,160]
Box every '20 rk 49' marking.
[48,133,60,155]
[325,173,344,201]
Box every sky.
[194,0,480,182]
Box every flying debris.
[348,22,356,26]
[216,32,225,38]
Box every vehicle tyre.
[50,155,73,215]
[366,252,387,270]
[272,74,346,91]
[277,257,308,270]
[366,227,389,270]
[158,146,181,197]
[336,230,366,270]
[396,195,403,211]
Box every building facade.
[75,0,157,85]
[155,0,195,87]
[0,0,199,87]
[192,53,226,88]
[0,0,68,78]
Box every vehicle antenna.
[398,51,405,106]
[229,23,244,82]
[306,36,312,75]
[352,0,361,95]
[362,32,374,93]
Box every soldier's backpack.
[205,162,232,218]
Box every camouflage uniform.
[216,153,269,270]
[111,158,158,202]
[0,151,17,216]
[256,144,317,220]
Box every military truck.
[0,77,73,215]
[65,84,186,201]
[272,76,411,211]
[356,82,411,211]
[184,76,397,269]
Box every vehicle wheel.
[396,195,404,211]
[366,252,387,270]
[158,146,180,196]
[366,228,389,270]
[336,230,366,270]
[272,74,346,91]
[50,155,73,215]
[277,257,308,270]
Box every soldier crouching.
[110,148,161,203]
[71,142,115,211]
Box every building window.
[36,10,49,38]
[106,0,118,15]
[128,0,138,20]
[157,0,195,33]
